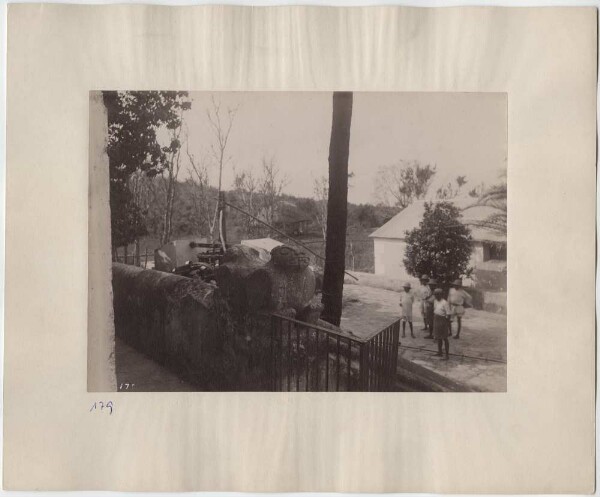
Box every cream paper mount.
[5,4,597,493]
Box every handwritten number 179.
[89,401,113,415]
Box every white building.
[369,197,506,291]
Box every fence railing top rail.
[264,312,400,345]
[361,319,402,343]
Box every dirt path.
[341,284,507,392]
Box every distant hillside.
[125,179,400,273]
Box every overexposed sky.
[179,91,507,204]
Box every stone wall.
[111,263,274,390]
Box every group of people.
[398,275,473,360]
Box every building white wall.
[373,238,411,280]
[470,242,484,265]
[374,238,489,280]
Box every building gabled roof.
[369,197,506,244]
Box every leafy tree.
[374,160,436,209]
[403,202,472,284]
[102,91,191,248]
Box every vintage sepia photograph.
[91,91,507,392]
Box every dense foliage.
[403,202,472,284]
[103,91,191,247]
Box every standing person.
[424,278,438,339]
[399,282,415,338]
[432,288,451,359]
[449,279,472,339]
[418,274,432,331]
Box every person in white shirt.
[432,288,451,359]
[448,279,473,339]
[399,282,415,338]
[418,274,432,331]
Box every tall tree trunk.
[321,92,353,326]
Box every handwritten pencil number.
[89,401,113,415]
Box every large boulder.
[215,244,320,319]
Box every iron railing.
[113,247,153,268]
[267,313,400,392]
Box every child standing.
[418,274,432,331]
[448,279,473,339]
[432,288,451,359]
[399,282,415,338]
[424,278,438,339]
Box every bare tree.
[374,160,436,209]
[159,115,185,245]
[233,167,260,237]
[206,95,237,243]
[258,157,287,228]
[233,157,287,239]
[187,141,218,242]
[313,175,328,240]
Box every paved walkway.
[115,338,196,392]
[341,284,507,392]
